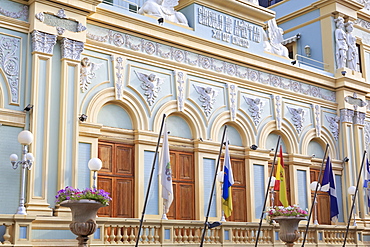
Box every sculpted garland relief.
[115,56,124,100]
[325,115,340,141]
[229,84,237,121]
[175,71,185,112]
[287,106,305,133]
[244,96,263,126]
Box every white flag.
[158,124,173,213]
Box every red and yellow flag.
[274,146,289,207]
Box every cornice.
[176,0,275,26]
[28,0,102,15]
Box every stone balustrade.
[0,216,367,246]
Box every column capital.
[31,30,57,55]
[61,38,84,61]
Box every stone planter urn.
[273,216,306,247]
[60,199,105,247]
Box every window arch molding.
[259,121,297,153]
[301,128,338,159]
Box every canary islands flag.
[274,146,289,207]
[222,141,234,218]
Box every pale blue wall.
[271,0,319,19]
[0,126,23,214]
[266,133,287,152]
[167,115,191,139]
[254,164,265,219]
[297,170,308,209]
[144,151,159,215]
[203,158,216,217]
[78,143,91,190]
[97,104,133,129]
[335,174,344,222]
[217,125,242,146]
[308,140,324,159]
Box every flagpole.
[301,143,329,247]
[343,150,367,247]
[199,125,227,247]
[135,114,166,247]
[255,136,281,247]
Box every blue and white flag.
[321,155,339,223]
[363,158,370,208]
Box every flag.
[158,124,173,213]
[321,155,339,222]
[363,158,370,208]
[274,146,289,207]
[222,141,234,218]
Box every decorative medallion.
[134,70,163,106]
[244,96,263,126]
[287,106,305,133]
[325,115,340,141]
[193,85,219,117]
[80,57,103,93]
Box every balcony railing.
[0,215,369,246]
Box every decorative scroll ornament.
[193,85,219,117]
[345,92,367,111]
[134,70,163,106]
[0,5,28,19]
[115,56,124,100]
[31,30,57,54]
[325,115,340,141]
[176,71,185,112]
[80,57,103,93]
[56,9,67,19]
[61,38,84,60]
[56,27,65,35]
[314,105,321,137]
[229,84,237,121]
[35,12,44,22]
[0,36,21,104]
[244,96,263,126]
[287,106,305,133]
[77,23,87,32]
[274,95,282,130]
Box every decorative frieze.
[80,57,103,93]
[356,18,370,29]
[175,71,185,112]
[31,30,57,55]
[0,35,21,104]
[340,108,354,123]
[60,38,84,60]
[0,5,28,19]
[115,56,124,100]
[193,85,219,117]
[229,84,237,121]
[134,70,163,106]
[244,96,263,126]
[287,106,305,133]
[325,115,340,141]
[86,27,336,103]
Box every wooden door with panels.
[228,158,247,222]
[310,168,330,225]
[97,141,135,218]
[166,150,195,220]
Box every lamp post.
[9,130,34,215]
[88,158,102,190]
[348,185,357,226]
[268,176,276,207]
[310,181,321,225]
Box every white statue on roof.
[265,18,289,57]
[138,0,189,26]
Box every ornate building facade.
[1,0,370,246]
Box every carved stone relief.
[354,111,365,125]
[115,56,124,100]
[0,5,28,19]
[340,108,354,123]
[229,84,237,121]
[325,115,340,141]
[0,35,21,104]
[80,57,103,93]
[86,27,336,102]
[345,92,367,110]
[365,122,370,146]
[35,8,87,34]
[60,38,84,60]
[134,70,163,106]
[274,95,282,130]
[287,106,305,133]
[193,84,219,117]
[31,30,57,54]
[244,96,263,126]
[175,71,185,112]
[314,105,321,137]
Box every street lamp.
[88,158,102,190]
[9,130,34,215]
[348,185,357,226]
[310,181,321,225]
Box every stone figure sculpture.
[80,57,103,92]
[138,0,189,26]
[266,18,289,57]
[193,85,218,117]
[334,17,348,69]
[134,70,163,106]
[345,21,359,72]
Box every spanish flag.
[222,141,234,218]
[274,146,289,207]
